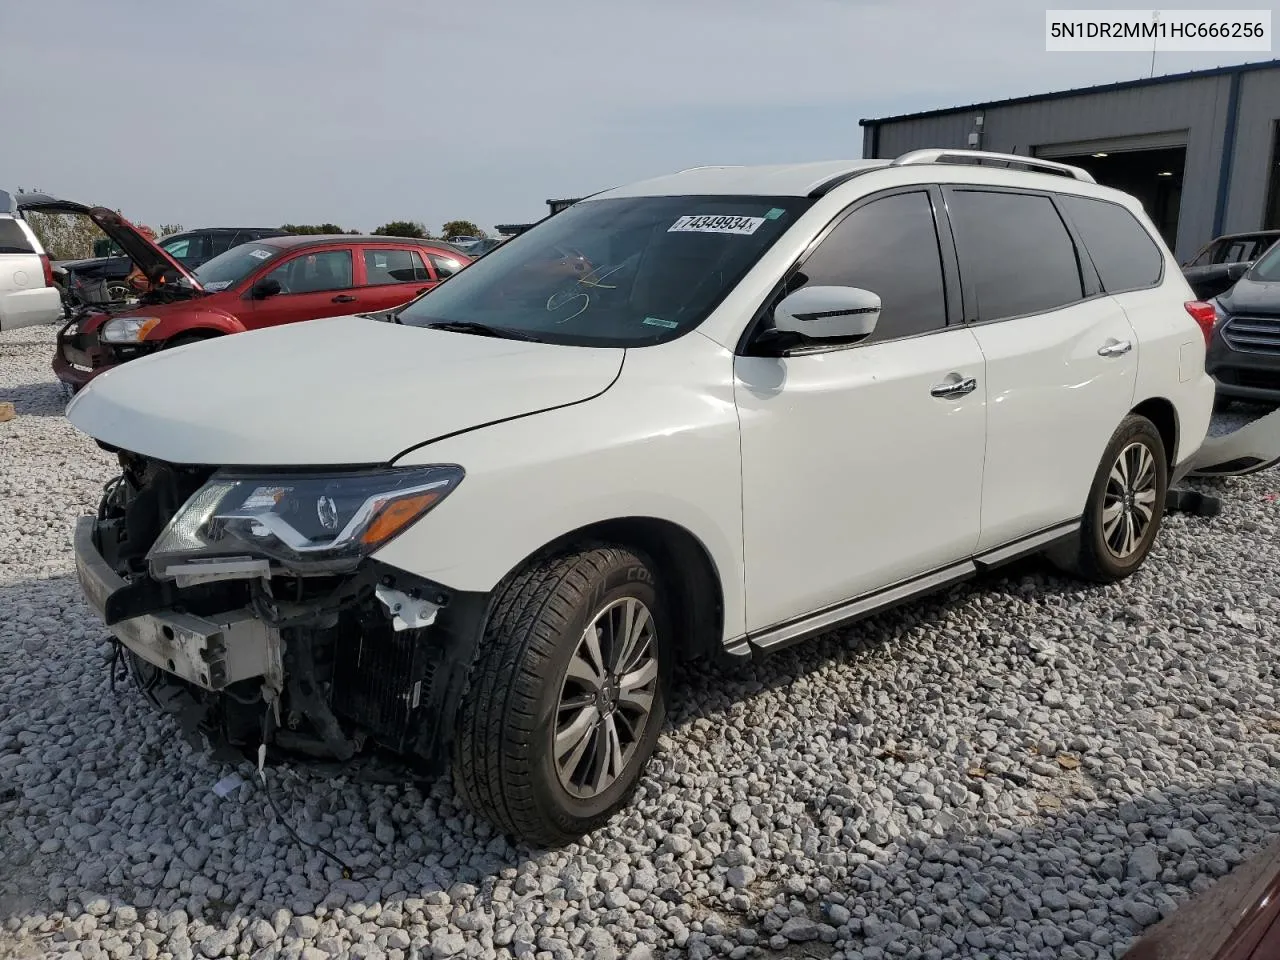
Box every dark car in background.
[1182,230,1280,300]
[60,226,290,301]
[1205,239,1280,409]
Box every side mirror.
[774,285,881,340]
[251,278,282,299]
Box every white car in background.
[0,190,63,331]
[65,150,1280,845]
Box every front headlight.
[147,465,463,578]
[100,316,161,343]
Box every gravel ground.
[3,322,1280,960]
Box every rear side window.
[0,219,35,255]
[1060,195,1162,292]
[787,190,948,342]
[428,253,464,278]
[947,190,1084,322]
[364,248,429,284]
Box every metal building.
[860,59,1280,262]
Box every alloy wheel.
[553,596,659,799]
[1102,440,1159,559]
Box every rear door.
[242,245,359,329]
[356,246,435,313]
[945,186,1138,550]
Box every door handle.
[931,376,978,399]
[1098,339,1133,358]
[332,294,357,303]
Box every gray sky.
[1,0,1272,233]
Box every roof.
[593,160,890,200]
[860,57,1280,126]
[258,234,467,253]
[1212,229,1280,242]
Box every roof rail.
[891,149,1096,183]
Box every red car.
[52,213,471,392]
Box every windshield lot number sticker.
[249,249,272,259]
[669,215,765,236]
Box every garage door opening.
[1040,147,1186,249]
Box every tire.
[1048,414,1168,583]
[452,544,668,846]
[162,332,218,350]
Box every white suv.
[67,150,1280,844]
[0,191,63,331]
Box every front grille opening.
[1224,316,1280,355]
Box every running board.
[743,521,1080,656]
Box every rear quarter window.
[0,219,35,255]
[1059,195,1163,293]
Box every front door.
[243,246,360,329]
[943,187,1139,549]
[736,187,987,635]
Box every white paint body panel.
[0,217,61,331]
[376,334,749,641]
[65,314,624,465]
[66,156,1252,648]
[970,297,1137,550]
[735,329,986,630]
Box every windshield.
[1248,240,1280,282]
[193,242,280,291]
[396,195,810,346]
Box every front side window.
[948,190,1084,322]
[266,249,354,294]
[781,190,948,343]
[1060,195,1162,293]
[364,248,429,284]
[395,195,810,346]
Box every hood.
[14,193,202,292]
[1217,277,1280,314]
[66,315,624,466]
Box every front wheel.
[1048,414,1168,583]
[452,545,667,845]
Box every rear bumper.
[0,287,63,331]
[73,516,282,691]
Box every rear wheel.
[452,544,667,845]
[1048,414,1168,583]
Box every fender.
[144,309,246,344]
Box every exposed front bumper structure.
[74,516,283,692]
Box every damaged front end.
[76,451,485,770]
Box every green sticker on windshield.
[643,316,678,329]
[765,208,785,220]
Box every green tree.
[441,220,486,240]
[373,220,428,238]
[23,211,104,260]
[157,223,184,237]
[280,223,361,235]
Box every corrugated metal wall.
[863,68,1280,262]
[1225,70,1280,235]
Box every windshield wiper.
[424,320,541,342]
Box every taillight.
[39,254,54,287]
[1185,301,1217,346]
